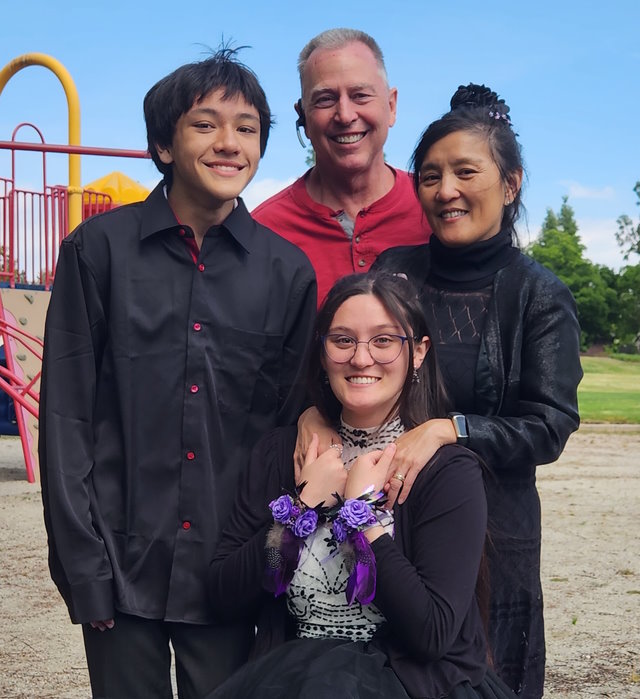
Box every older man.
[253,28,430,304]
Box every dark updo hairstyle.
[411,83,525,242]
[309,271,450,428]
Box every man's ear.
[295,99,308,148]
[388,87,398,128]
[156,143,174,166]
[294,99,306,128]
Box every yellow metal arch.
[0,53,82,229]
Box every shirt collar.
[139,182,182,240]
[139,182,256,254]
[216,196,255,254]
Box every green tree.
[558,196,578,236]
[616,181,640,261]
[527,197,616,346]
[612,263,640,351]
[540,207,559,233]
[305,146,316,168]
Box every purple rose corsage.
[264,487,324,598]
[329,489,392,606]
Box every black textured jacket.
[374,245,582,477]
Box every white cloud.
[577,217,628,270]
[559,181,615,200]
[242,177,295,211]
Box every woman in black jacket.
[300,84,582,698]
[206,272,516,699]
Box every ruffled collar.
[338,416,405,469]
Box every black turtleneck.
[427,228,518,290]
[422,230,518,413]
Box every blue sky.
[2,0,638,269]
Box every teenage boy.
[39,49,316,699]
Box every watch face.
[451,414,468,439]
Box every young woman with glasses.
[205,271,516,699]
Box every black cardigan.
[209,426,490,698]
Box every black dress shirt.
[39,183,317,625]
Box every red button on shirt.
[190,384,199,394]
[186,451,195,460]
[198,263,205,272]
[182,521,191,530]
[193,322,202,331]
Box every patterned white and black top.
[286,417,404,641]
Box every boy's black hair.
[143,47,273,186]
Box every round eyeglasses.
[322,333,409,364]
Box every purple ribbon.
[344,530,377,605]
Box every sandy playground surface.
[0,424,639,698]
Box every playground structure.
[0,53,149,482]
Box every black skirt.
[204,637,517,699]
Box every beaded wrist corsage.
[330,488,393,606]
[263,486,324,597]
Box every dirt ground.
[0,424,638,699]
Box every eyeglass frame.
[321,333,412,365]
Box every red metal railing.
[0,177,10,283]
[0,124,143,288]
[0,296,44,483]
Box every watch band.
[447,412,468,442]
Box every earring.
[322,372,329,385]
[412,369,420,384]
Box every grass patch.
[579,357,640,423]
[605,352,640,364]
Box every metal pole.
[0,54,82,229]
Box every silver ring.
[392,472,405,483]
[329,443,343,456]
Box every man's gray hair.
[297,28,388,89]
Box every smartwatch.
[448,412,468,443]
